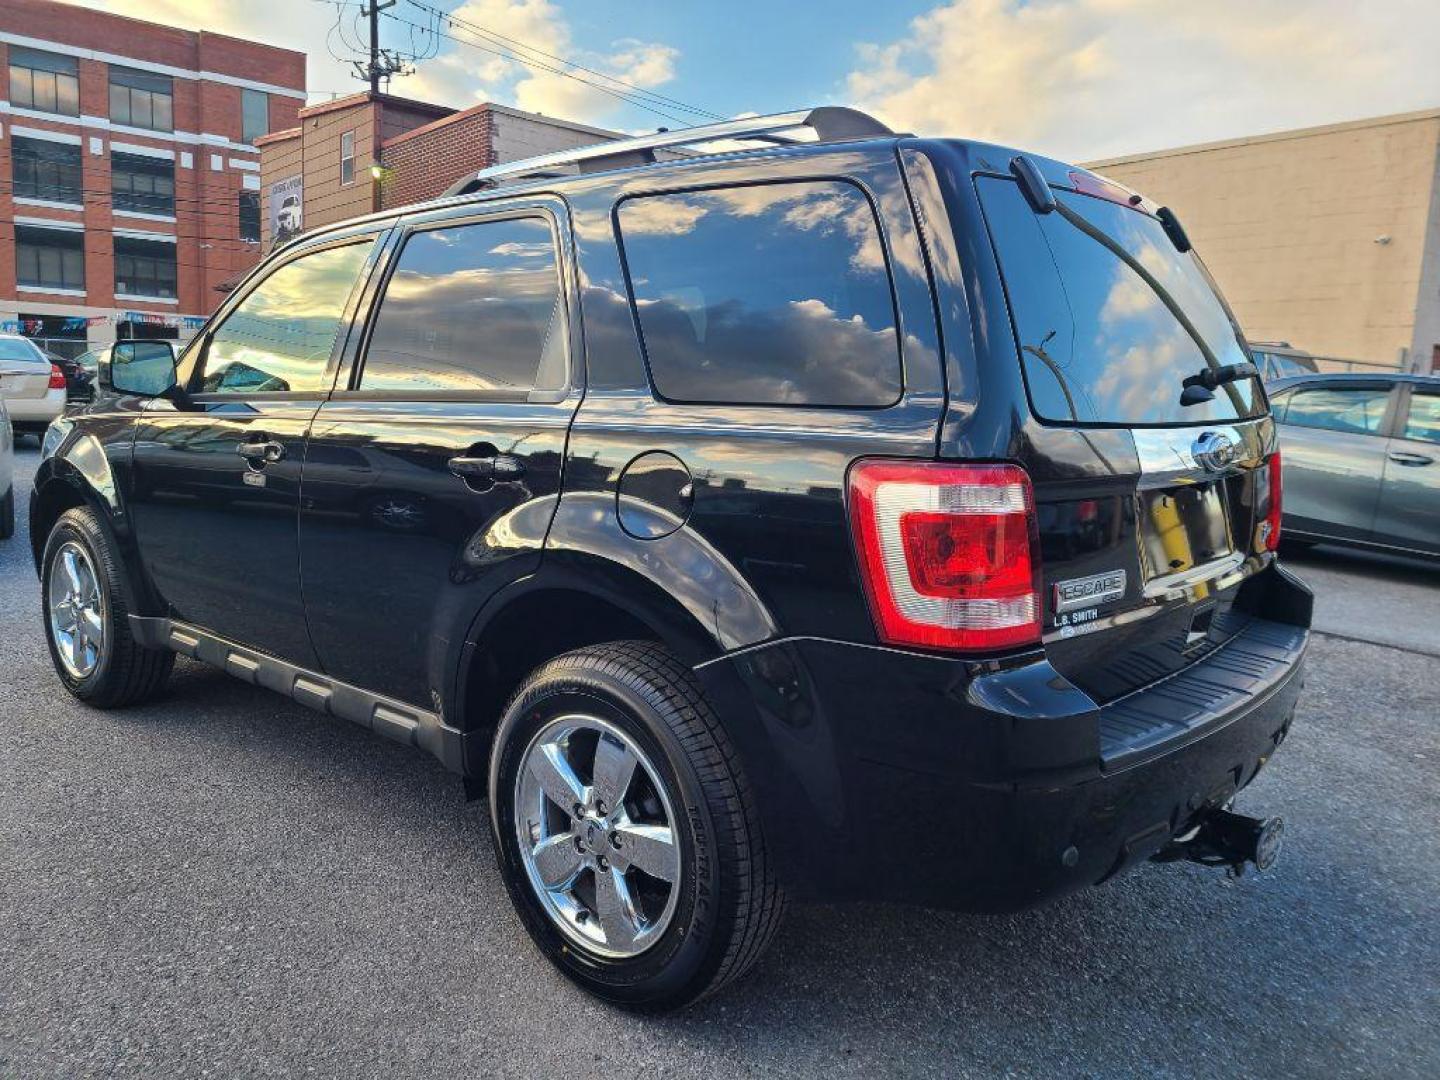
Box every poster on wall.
[269,175,304,245]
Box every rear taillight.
[847,460,1042,652]
[1259,450,1282,551]
[48,364,66,390]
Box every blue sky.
[97,1,1440,161]
[559,0,922,122]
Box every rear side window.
[1403,392,1440,444]
[977,177,1262,426]
[360,216,566,396]
[617,180,901,407]
[1281,386,1390,435]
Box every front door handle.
[448,453,525,483]
[1388,451,1434,467]
[237,438,286,464]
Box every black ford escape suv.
[31,108,1311,1010]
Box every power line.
[401,0,723,121]
[381,9,690,125]
[316,0,718,127]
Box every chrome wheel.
[48,540,105,679]
[514,713,681,958]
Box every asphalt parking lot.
[3,441,1438,1078]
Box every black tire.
[41,506,173,708]
[489,640,785,1011]
[0,484,13,540]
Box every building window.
[239,191,261,243]
[111,152,176,215]
[109,66,174,132]
[9,47,79,117]
[16,226,86,292]
[340,130,355,185]
[19,314,89,361]
[114,237,177,299]
[242,88,270,143]
[11,137,83,205]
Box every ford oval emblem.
[1192,431,1239,472]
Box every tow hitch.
[1153,807,1285,878]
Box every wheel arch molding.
[28,452,151,611]
[450,549,778,783]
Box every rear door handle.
[1388,451,1434,466]
[237,438,286,464]
[448,453,525,483]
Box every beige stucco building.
[1085,108,1440,373]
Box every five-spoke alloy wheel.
[515,714,681,957]
[41,507,174,708]
[47,540,105,679]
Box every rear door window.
[617,180,902,407]
[977,177,1262,426]
[1281,386,1391,435]
[358,215,567,396]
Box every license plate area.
[1136,481,1234,585]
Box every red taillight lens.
[48,364,66,390]
[1260,450,1283,551]
[848,460,1042,651]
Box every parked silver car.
[1269,372,1439,558]
[1,393,13,540]
[0,333,66,442]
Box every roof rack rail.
[442,106,895,197]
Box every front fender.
[28,426,158,612]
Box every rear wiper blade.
[1180,361,1258,406]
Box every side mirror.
[105,340,178,397]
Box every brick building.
[1086,108,1440,373]
[0,0,305,358]
[257,95,622,245]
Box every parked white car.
[0,393,13,539]
[0,333,66,443]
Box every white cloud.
[93,0,682,126]
[845,0,1440,161]
[391,0,680,123]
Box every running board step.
[129,615,466,774]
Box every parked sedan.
[1269,372,1439,558]
[1,393,13,539]
[0,334,67,442]
[45,348,96,402]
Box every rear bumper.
[696,563,1312,911]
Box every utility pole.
[362,0,398,94]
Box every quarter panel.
[564,147,946,644]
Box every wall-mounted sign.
[269,174,304,246]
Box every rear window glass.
[0,337,43,362]
[617,180,902,407]
[1255,350,1315,380]
[977,177,1262,426]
